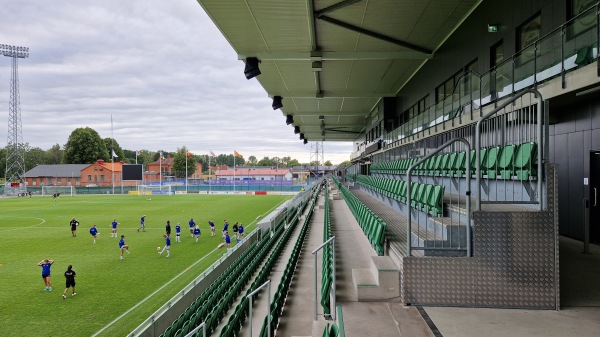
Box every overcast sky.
[0,0,353,164]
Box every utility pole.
[1,44,29,196]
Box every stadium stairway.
[271,182,435,337]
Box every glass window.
[517,13,541,51]
[88,175,92,182]
[491,40,504,67]
[100,175,105,182]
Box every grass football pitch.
[0,193,291,337]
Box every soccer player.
[62,265,76,299]
[232,222,238,239]
[37,259,54,291]
[238,223,244,239]
[188,218,196,237]
[193,225,201,243]
[70,217,78,237]
[208,220,215,236]
[175,223,181,242]
[158,234,171,257]
[90,224,99,244]
[224,231,231,249]
[222,220,229,236]
[111,219,119,237]
[165,220,171,236]
[119,235,130,260]
[137,215,146,232]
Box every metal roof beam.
[318,15,433,55]
[238,51,432,61]
[274,91,394,98]
[315,0,363,16]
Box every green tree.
[247,155,257,164]
[172,147,196,178]
[324,160,333,166]
[257,156,273,166]
[46,144,63,164]
[103,138,124,161]
[288,158,300,167]
[24,145,47,172]
[64,127,109,164]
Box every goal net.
[42,186,76,197]
[137,185,173,195]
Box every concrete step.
[352,256,399,300]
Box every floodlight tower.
[1,44,29,193]
[310,141,324,179]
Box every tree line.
[0,127,346,179]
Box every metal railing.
[183,322,205,337]
[312,236,336,320]
[475,89,544,211]
[406,138,472,257]
[383,3,600,147]
[247,280,271,337]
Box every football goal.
[42,186,76,197]
[137,185,174,195]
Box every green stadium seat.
[428,185,445,217]
[444,152,457,176]
[498,144,517,179]
[420,184,433,211]
[513,142,537,180]
[483,146,500,178]
[437,154,449,176]
[452,151,466,176]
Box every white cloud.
[0,0,352,164]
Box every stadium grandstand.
[130,0,600,336]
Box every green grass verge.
[0,193,291,337]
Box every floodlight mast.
[1,44,29,193]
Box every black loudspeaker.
[286,115,294,125]
[294,126,300,134]
[303,139,308,144]
[244,57,261,79]
[299,133,304,140]
[272,96,283,110]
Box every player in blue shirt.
[137,215,146,232]
[158,234,171,257]
[224,232,231,249]
[188,218,196,237]
[175,223,181,242]
[37,259,54,291]
[119,235,130,260]
[238,223,244,239]
[111,219,118,237]
[222,220,229,237]
[208,220,215,236]
[193,225,201,243]
[90,224,99,244]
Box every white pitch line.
[0,217,46,233]
[91,248,219,337]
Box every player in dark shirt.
[70,218,78,237]
[62,265,76,299]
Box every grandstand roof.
[23,164,90,178]
[195,0,480,142]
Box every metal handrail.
[312,235,336,320]
[183,322,205,337]
[247,280,271,337]
[406,138,472,256]
[475,88,544,211]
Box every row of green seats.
[222,189,320,337]
[355,175,444,217]
[333,176,386,255]
[370,141,537,180]
[321,183,333,317]
[255,187,320,337]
